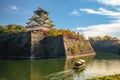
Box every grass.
[86,74,120,80]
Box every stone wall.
[0,32,31,59]
[91,40,120,54]
[0,31,95,59]
[64,37,95,58]
[31,31,66,58]
[31,31,95,58]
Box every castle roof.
[34,7,48,14]
[27,7,54,30]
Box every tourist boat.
[73,59,85,69]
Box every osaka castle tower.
[27,7,54,31]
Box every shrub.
[48,29,61,37]
[88,35,119,41]
[0,24,27,34]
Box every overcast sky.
[0,0,120,38]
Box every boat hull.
[73,64,85,69]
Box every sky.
[0,0,120,38]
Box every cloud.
[10,5,18,11]
[97,0,120,6]
[69,10,80,16]
[75,0,120,39]
[76,21,120,38]
[80,8,101,14]
[80,7,120,18]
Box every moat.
[0,53,120,80]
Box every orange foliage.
[58,29,84,39]
[38,29,85,39]
[39,29,48,34]
[113,41,120,46]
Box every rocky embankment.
[90,40,120,54]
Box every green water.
[0,53,120,80]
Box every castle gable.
[27,7,54,30]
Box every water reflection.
[0,60,31,80]
[85,59,120,76]
[31,59,66,80]
[35,55,95,80]
[0,54,120,80]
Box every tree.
[88,37,94,41]
[88,35,119,41]
[0,24,27,34]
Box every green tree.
[0,24,27,34]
